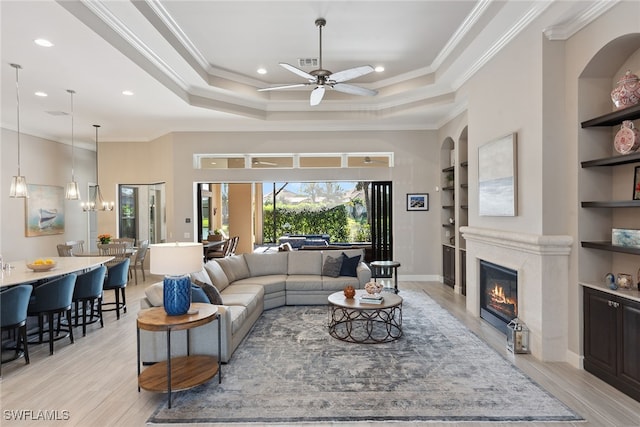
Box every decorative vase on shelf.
[613,120,640,154]
[611,70,640,110]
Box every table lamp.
[149,242,203,315]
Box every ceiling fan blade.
[280,63,315,81]
[330,65,374,83]
[258,83,308,92]
[310,86,326,106]
[332,83,378,97]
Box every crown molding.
[543,0,619,41]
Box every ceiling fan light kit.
[258,18,378,106]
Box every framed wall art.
[25,184,65,236]
[633,166,640,200]
[407,193,429,211]
[478,133,518,216]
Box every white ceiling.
[0,0,610,149]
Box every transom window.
[195,153,394,169]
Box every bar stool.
[27,274,76,355]
[102,258,130,320]
[72,266,106,336]
[1,284,33,374]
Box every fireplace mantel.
[460,226,573,362]
[461,227,572,256]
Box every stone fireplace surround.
[461,227,572,361]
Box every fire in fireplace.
[479,260,517,334]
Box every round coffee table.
[327,290,403,343]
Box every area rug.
[148,289,582,424]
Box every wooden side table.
[136,303,221,408]
[370,260,401,293]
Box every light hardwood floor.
[1,277,640,427]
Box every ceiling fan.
[258,18,378,106]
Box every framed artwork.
[478,133,518,216]
[25,184,65,236]
[407,193,429,211]
[633,166,640,201]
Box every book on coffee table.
[359,294,384,304]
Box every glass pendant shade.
[65,89,80,200]
[9,63,28,198]
[65,181,80,200]
[10,175,29,198]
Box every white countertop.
[1,256,113,288]
[580,281,640,303]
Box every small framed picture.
[633,166,640,201]
[407,193,429,211]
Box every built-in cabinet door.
[620,299,640,389]
[442,245,455,287]
[584,287,618,376]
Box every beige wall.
[1,129,95,261]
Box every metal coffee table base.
[328,304,402,343]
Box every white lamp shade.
[65,181,80,200]
[149,242,202,276]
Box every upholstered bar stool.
[1,284,33,374]
[27,274,76,355]
[102,258,130,320]
[72,266,106,336]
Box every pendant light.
[65,89,80,200]
[9,63,29,198]
[82,125,114,211]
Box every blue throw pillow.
[191,284,210,303]
[339,252,361,277]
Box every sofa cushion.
[244,252,288,277]
[339,252,361,277]
[322,255,342,278]
[193,279,223,305]
[322,276,359,291]
[205,260,230,291]
[221,284,264,315]
[233,275,287,295]
[287,251,322,275]
[216,255,250,283]
[286,275,324,291]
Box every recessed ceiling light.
[35,91,48,97]
[34,39,54,47]
[375,66,385,73]
[257,68,267,75]
[122,90,134,96]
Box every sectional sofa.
[139,248,370,363]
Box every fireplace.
[479,260,517,334]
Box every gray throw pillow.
[322,255,343,278]
[193,279,223,305]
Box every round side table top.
[370,260,401,268]
[137,303,218,332]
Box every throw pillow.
[191,284,210,303]
[193,279,223,305]
[339,252,361,277]
[322,255,343,278]
[191,267,213,287]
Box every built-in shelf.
[442,166,454,173]
[442,224,454,228]
[460,183,468,189]
[442,185,455,191]
[581,104,640,128]
[581,152,640,168]
[460,161,468,167]
[442,205,454,209]
[581,201,640,208]
[461,205,468,209]
[581,241,640,255]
